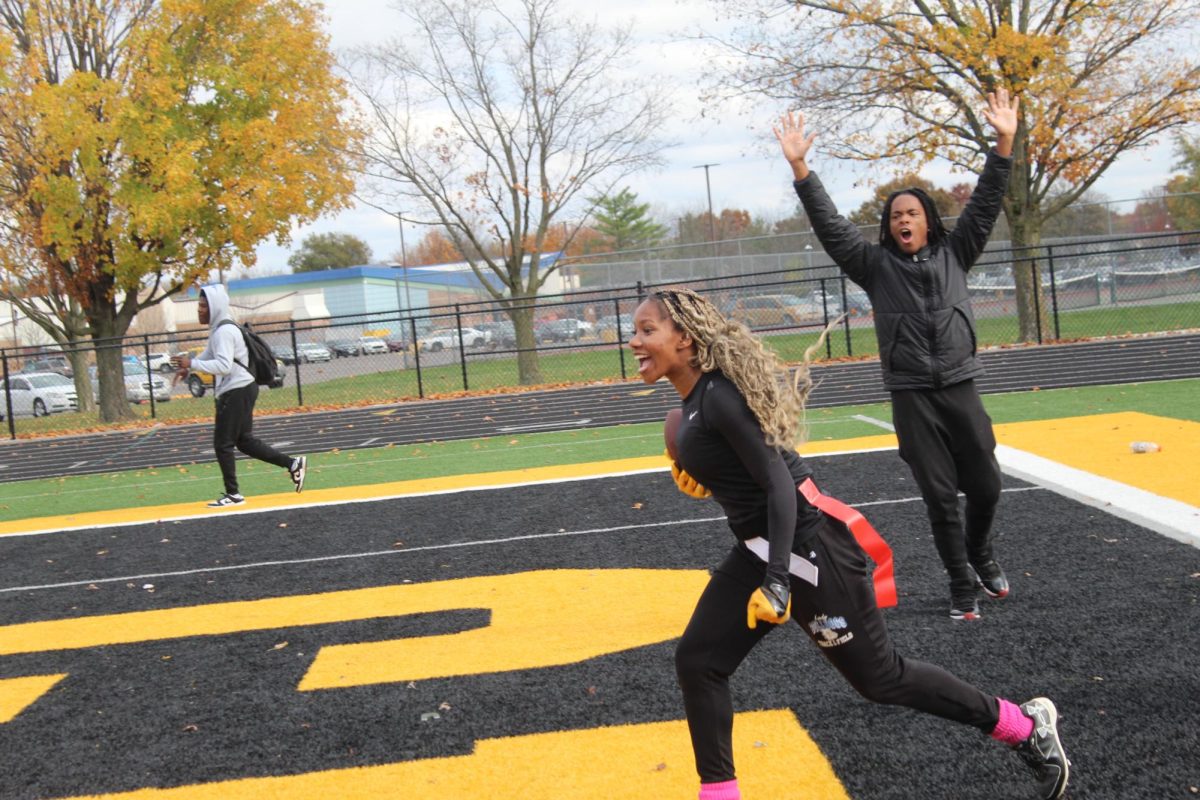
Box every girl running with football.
[629,287,1068,800]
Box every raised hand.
[982,87,1019,156]
[773,112,817,180]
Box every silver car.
[0,372,78,418]
[297,342,333,362]
[90,363,171,404]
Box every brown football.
[664,407,682,462]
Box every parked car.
[477,321,516,348]
[418,327,487,351]
[271,345,298,366]
[535,318,586,343]
[21,355,73,378]
[595,314,633,341]
[327,339,361,358]
[722,293,822,328]
[141,353,175,373]
[90,363,171,404]
[0,372,78,418]
[809,288,871,317]
[357,336,389,355]
[296,342,333,363]
[385,337,412,352]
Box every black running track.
[1,333,1197,484]
[0,452,1195,798]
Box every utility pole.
[396,212,415,366]
[694,163,719,257]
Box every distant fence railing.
[3,230,1197,437]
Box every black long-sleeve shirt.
[673,371,823,585]
[793,151,1012,391]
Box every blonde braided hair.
[654,288,829,449]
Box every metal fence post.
[1046,245,1061,341]
[613,297,627,380]
[1,352,13,439]
[142,335,157,418]
[1031,259,1044,344]
[410,316,424,398]
[840,275,853,356]
[454,303,468,391]
[289,321,302,407]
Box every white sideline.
[995,444,1200,549]
[856,413,1200,549]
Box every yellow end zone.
[994,412,1200,507]
[60,709,847,800]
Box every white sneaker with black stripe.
[208,493,245,507]
[289,456,307,493]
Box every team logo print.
[807,614,853,648]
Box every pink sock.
[699,779,740,800]
[990,698,1034,745]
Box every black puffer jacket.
[793,151,1011,391]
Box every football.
[664,407,682,462]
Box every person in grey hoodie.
[774,88,1018,621]
[171,284,306,507]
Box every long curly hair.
[653,288,832,449]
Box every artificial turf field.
[0,416,1197,798]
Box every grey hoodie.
[191,284,254,398]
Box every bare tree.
[347,0,671,383]
[703,0,1200,341]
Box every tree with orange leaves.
[0,1,360,420]
[707,0,1200,341]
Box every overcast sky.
[250,0,1181,272]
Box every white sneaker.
[289,456,307,493]
[208,493,245,507]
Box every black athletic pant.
[891,380,1002,597]
[213,383,293,495]
[675,515,999,784]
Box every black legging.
[891,380,1002,596]
[213,383,293,495]
[675,515,1000,784]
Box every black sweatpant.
[891,380,1002,596]
[213,383,293,495]
[675,515,999,784]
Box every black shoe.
[971,559,1010,599]
[950,591,981,621]
[207,493,245,508]
[289,456,307,493]
[1015,697,1070,799]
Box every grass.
[3,377,1196,524]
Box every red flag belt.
[798,478,898,608]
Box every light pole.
[694,163,719,257]
[396,212,415,365]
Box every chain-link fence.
[3,230,1197,437]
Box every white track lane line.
[0,486,1047,594]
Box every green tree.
[0,0,360,421]
[588,188,668,252]
[1165,133,1200,233]
[288,233,374,272]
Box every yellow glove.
[667,451,711,499]
[747,581,791,629]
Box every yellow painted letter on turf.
[297,569,708,690]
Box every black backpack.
[217,320,284,388]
